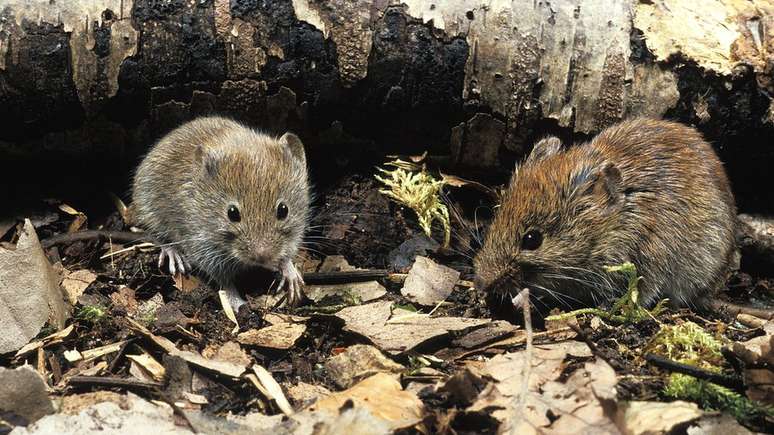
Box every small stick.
[302,270,390,284]
[644,353,745,392]
[68,375,163,390]
[41,230,145,249]
[512,288,533,423]
[107,338,135,374]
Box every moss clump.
[375,159,451,248]
[75,305,108,324]
[648,322,774,424]
[546,262,667,323]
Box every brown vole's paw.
[158,245,191,276]
[277,259,305,307]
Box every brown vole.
[474,118,737,310]
[132,116,310,310]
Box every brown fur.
[132,116,310,290]
[474,118,737,309]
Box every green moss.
[546,262,667,323]
[375,159,451,248]
[75,305,108,324]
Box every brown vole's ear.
[572,162,622,205]
[280,132,306,166]
[194,144,219,177]
[526,136,563,164]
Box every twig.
[107,338,135,374]
[302,270,390,284]
[100,242,156,259]
[41,230,145,249]
[513,288,533,426]
[708,300,774,320]
[644,353,745,393]
[68,375,163,390]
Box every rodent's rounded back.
[474,118,736,308]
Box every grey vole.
[132,116,310,309]
[474,118,737,309]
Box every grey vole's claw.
[280,259,305,307]
[159,246,188,276]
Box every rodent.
[132,116,310,310]
[474,118,737,310]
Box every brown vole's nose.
[250,250,272,266]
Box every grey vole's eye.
[276,202,288,220]
[227,205,241,222]
[521,230,543,250]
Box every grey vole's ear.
[526,136,563,164]
[280,132,306,166]
[194,145,219,177]
[571,162,622,205]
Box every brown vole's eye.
[277,202,288,220]
[227,205,241,222]
[521,230,543,250]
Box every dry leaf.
[324,344,405,389]
[400,256,460,306]
[0,219,68,354]
[616,401,703,435]
[61,270,97,305]
[308,372,424,431]
[335,300,489,355]
[81,340,128,362]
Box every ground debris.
[0,366,55,425]
[400,256,460,306]
[0,219,68,353]
[324,344,404,389]
[306,372,424,432]
[335,300,490,355]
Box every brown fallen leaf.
[615,400,703,435]
[0,219,68,354]
[61,270,97,305]
[400,256,460,306]
[307,372,424,431]
[286,381,332,407]
[324,344,405,389]
[59,203,87,233]
[335,300,490,355]
[238,322,307,350]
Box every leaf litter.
[1,177,772,434]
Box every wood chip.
[15,324,74,358]
[126,353,166,382]
[238,323,306,350]
[246,365,294,416]
[218,290,239,334]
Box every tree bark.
[0,0,772,209]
